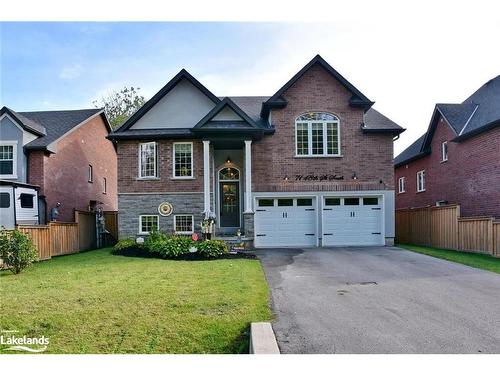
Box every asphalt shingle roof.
[394,133,427,166]
[363,108,403,131]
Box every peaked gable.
[261,54,374,118]
[117,69,220,131]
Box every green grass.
[398,244,500,274]
[0,248,271,354]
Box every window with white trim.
[417,170,426,192]
[0,142,17,178]
[173,142,193,178]
[139,215,159,234]
[398,176,405,193]
[174,215,194,234]
[295,112,340,156]
[441,141,448,162]
[139,142,157,178]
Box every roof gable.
[261,54,374,118]
[0,106,46,136]
[116,69,220,132]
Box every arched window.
[295,112,340,156]
[219,167,240,181]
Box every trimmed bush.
[0,229,38,274]
[147,235,194,258]
[196,240,229,259]
[112,238,138,254]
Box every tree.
[93,86,145,129]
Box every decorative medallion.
[158,202,173,217]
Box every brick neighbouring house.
[394,75,500,218]
[0,107,117,227]
[109,55,404,247]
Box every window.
[0,142,17,178]
[325,198,341,206]
[0,192,10,208]
[344,198,360,205]
[398,177,405,193]
[174,215,194,234]
[363,197,379,205]
[417,170,426,192]
[219,167,239,181]
[297,198,313,206]
[295,112,340,157]
[258,199,274,207]
[139,215,159,234]
[277,198,293,206]
[441,141,448,162]
[103,177,107,194]
[139,142,157,178]
[173,142,193,178]
[19,193,34,208]
[88,164,93,183]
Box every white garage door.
[322,197,383,246]
[254,197,317,248]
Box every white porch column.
[244,140,253,213]
[203,140,211,218]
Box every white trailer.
[0,181,40,229]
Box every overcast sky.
[1,16,499,155]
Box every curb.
[249,322,280,354]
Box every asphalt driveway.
[256,246,500,353]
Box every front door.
[220,182,240,227]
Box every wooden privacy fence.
[396,205,500,257]
[17,222,79,260]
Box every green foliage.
[146,234,194,258]
[112,238,138,254]
[0,229,38,274]
[196,240,229,259]
[93,86,145,129]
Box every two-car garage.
[253,193,386,248]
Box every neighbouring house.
[0,107,117,228]
[109,55,404,247]
[394,75,500,218]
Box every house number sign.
[158,202,173,216]
[294,174,344,181]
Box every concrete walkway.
[256,246,500,353]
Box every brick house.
[110,55,404,247]
[0,107,117,227]
[394,75,500,218]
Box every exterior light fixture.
[283,175,289,181]
[226,156,231,164]
[352,173,357,180]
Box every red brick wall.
[117,139,204,193]
[252,63,395,192]
[29,114,117,222]
[395,116,500,218]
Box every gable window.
[295,112,340,157]
[398,176,406,193]
[88,164,93,183]
[139,142,157,178]
[173,142,193,178]
[441,141,448,162]
[174,215,194,234]
[417,170,426,192]
[139,215,158,234]
[0,142,17,179]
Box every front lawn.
[0,248,271,353]
[398,244,500,274]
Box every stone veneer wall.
[118,193,204,238]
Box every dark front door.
[220,182,240,227]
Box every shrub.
[0,229,38,274]
[147,235,194,258]
[196,240,229,259]
[112,238,138,254]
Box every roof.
[362,108,405,134]
[1,107,106,152]
[394,133,427,167]
[261,54,374,118]
[115,69,221,132]
[111,56,403,139]
[395,74,500,166]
